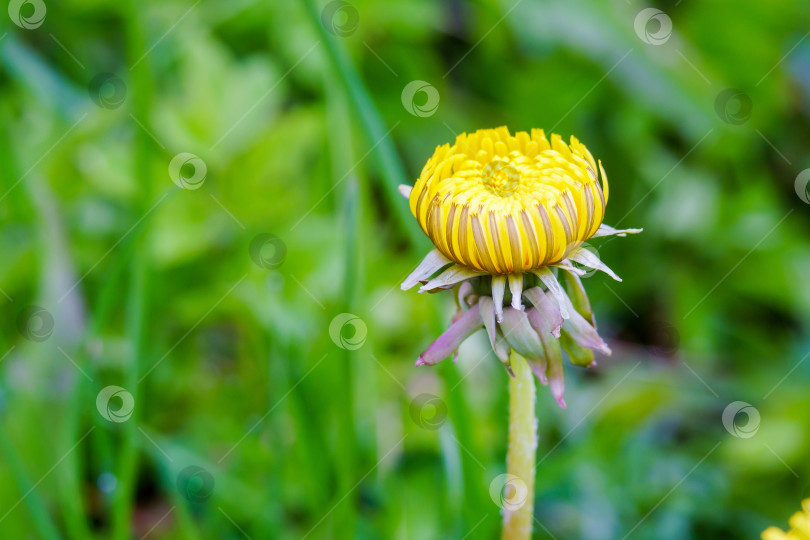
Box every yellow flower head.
[399,127,640,408]
[762,498,810,540]
[408,127,608,274]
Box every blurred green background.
[1,0,810,538]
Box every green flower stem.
[502,352,537,540]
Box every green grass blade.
[0,106,90,539]
[111,1,154,534]
[300,0,426,250]
[0,427,63,540]
[324,66,360,537]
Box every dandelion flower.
[762,499,810,540]
[399,127,640,540]
[399,127,641,408]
